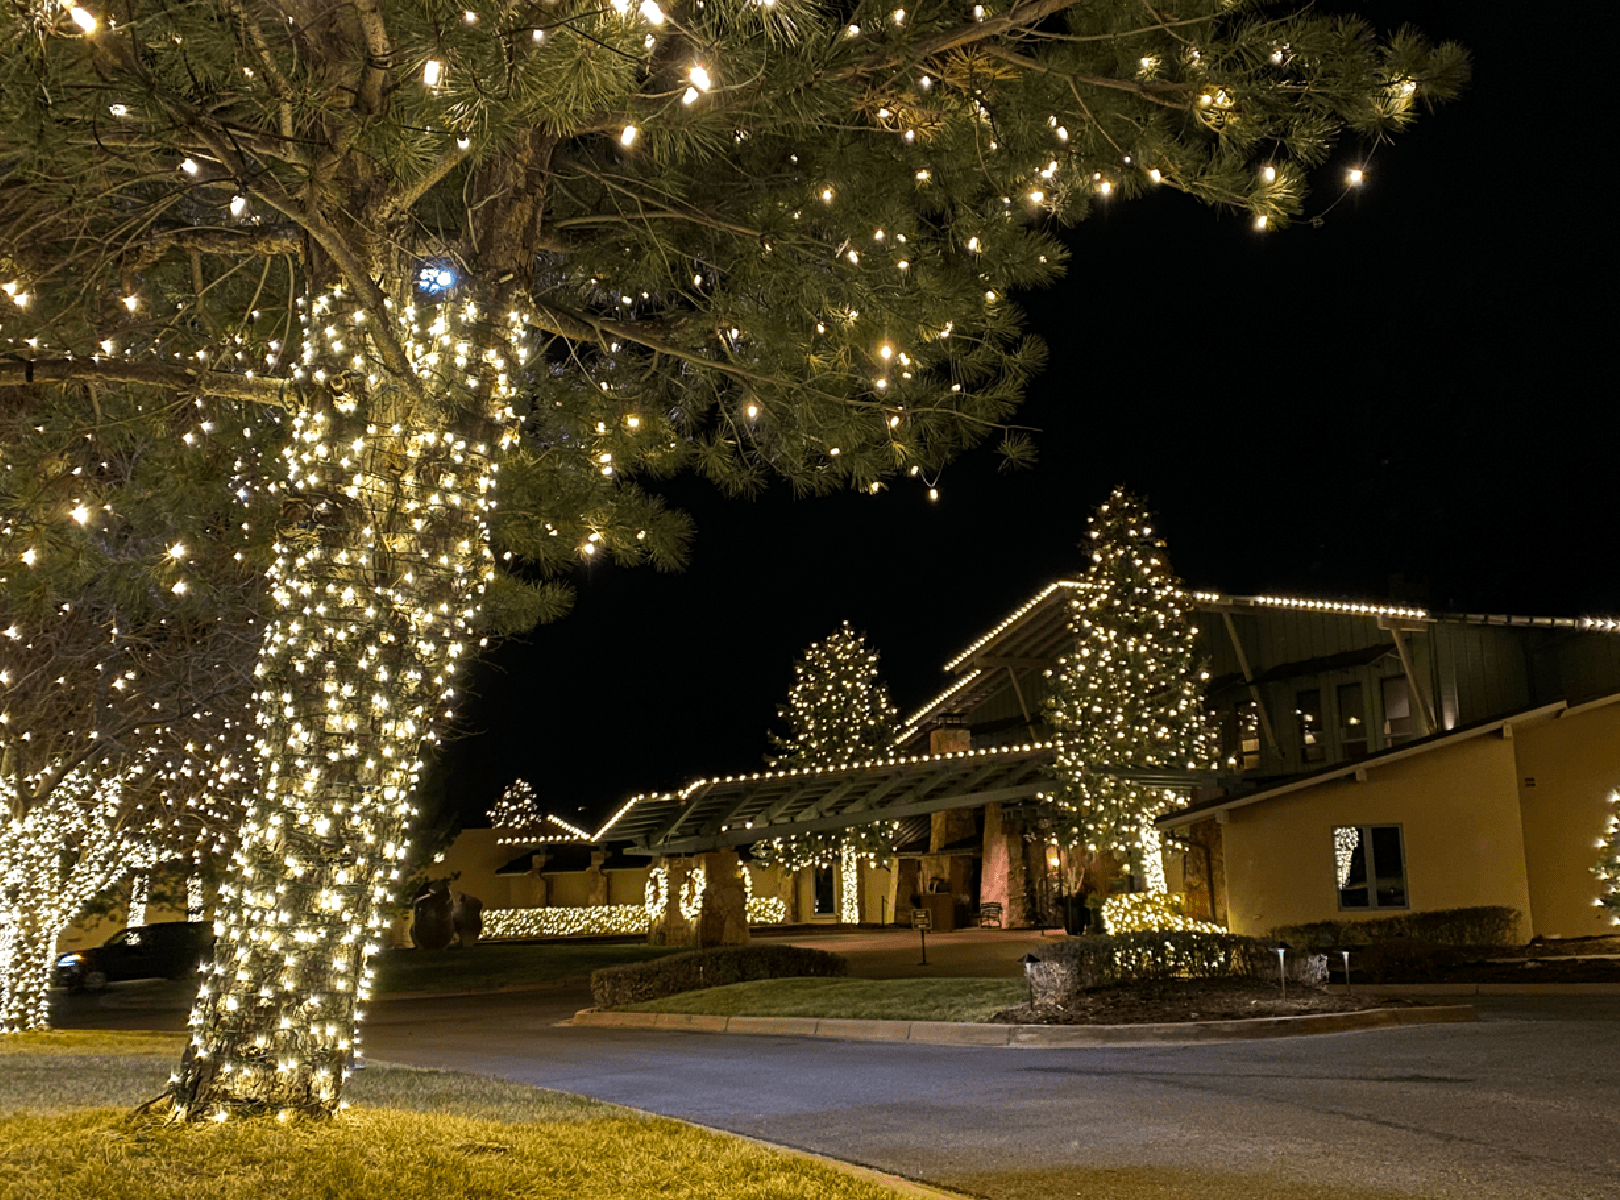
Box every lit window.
[1334,824,1407,910]
[1338,681,1367,759]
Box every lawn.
[625,976,1027,1022]
[0,1031,910,1200]
[373,939,680,994]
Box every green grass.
[625,976,1027,1022]
[374,940,681,994]
[0,1032,910,1199]
[0,1030,186,1058]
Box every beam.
[1221,611,1279,752]
[649,782,1049,855]
[972,655,1054,670]
[1384,623,1437,736]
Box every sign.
[910,908,932,932]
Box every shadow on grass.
[625,976,1028,1022]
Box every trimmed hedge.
[591,944,848,1009]
[1025,930,1268,1002]
[1271,906,1521,951]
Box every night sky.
[440,3,1614,831]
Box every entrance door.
[812,867,836,916]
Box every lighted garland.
[488,779,542,830]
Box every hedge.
[1271,906,1521,951]
[1022,931,1268,1004]
[591,944,848,1009]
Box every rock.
[410,886,455,950]
[452,891,483,947]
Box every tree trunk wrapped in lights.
[1042,487,1215,892]
[0,773,161,1032]
[167,290,519,1120]
[1,0,1467,1119]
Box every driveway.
[52,968,1620,1199]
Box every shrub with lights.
[1043,488,1216,894]
[0,0,1464,1119]
[1594,791,1620,927]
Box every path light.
[1020,953,1042,1007]
[1274,945,1288,1000]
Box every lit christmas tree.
[755,623,898,920]
[768,623,900,771]
[0,0,1465,1115]
[1043,488,1215,893]
[487,779,543,831]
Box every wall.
[433,827,514,906]
[1513,700,1620,938]
[1220,734,1534,940]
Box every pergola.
[587,742,1219,857]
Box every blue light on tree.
[418,265,456,293]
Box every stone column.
[583,849,610,907]
[652,856,695,947]
[696,848,750,947]
[979,802,1028,927]
[523,850,549,908]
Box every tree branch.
[0,359,290,407]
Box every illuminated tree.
[487,778,542,830]
[1043,487,1215,892]
[0,0,1464,1117]
[756,623,898,920]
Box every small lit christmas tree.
[1043,488,1215,893]
[488,779,543,831]
[756,624,899,920]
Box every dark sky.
[440,2,1614,830]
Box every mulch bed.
[986,976,1432,1026]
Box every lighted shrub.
[591,945,847,1009]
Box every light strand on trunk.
[168,290,521,1120]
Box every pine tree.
[488,778,542,830]
[0,0,1465,1115]
[1043,487,1214,893]
[768,622,900,771]
[755,623,897,918]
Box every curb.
[1326,983,1620,997]
[569,1004,1478,1045]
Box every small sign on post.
[911,907,931,966]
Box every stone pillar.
[979,803,1029,927]
[584,849,610,907]
[652,856,695,947]
[523,850,549,908]
[696,848,750,947]
[929,725,972,755]
[896,858,922,917]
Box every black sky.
[440,3,1616,830]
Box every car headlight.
[56,954,82,968]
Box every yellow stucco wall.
[1221,734,1534,940]
[1513,701,1620,938]
[434,827,515,906]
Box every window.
[1236,701,1261,771]
[1295,689,1325,764]
[1333,824,1408,909]
[1338,682,1368,759]
[1381,676,1414,740]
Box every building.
[421,582,1620,946]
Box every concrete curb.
[570,1004,1478,1045]
[1326,983,1620,997]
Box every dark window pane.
[1338,682,1367,760]
[1237,701,1261,771]
[1296,689,1325,764]
[1371,825,1408,907]
[1382,677,1413,739]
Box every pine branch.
[0,360,290,406]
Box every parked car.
[56,921,213,991]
